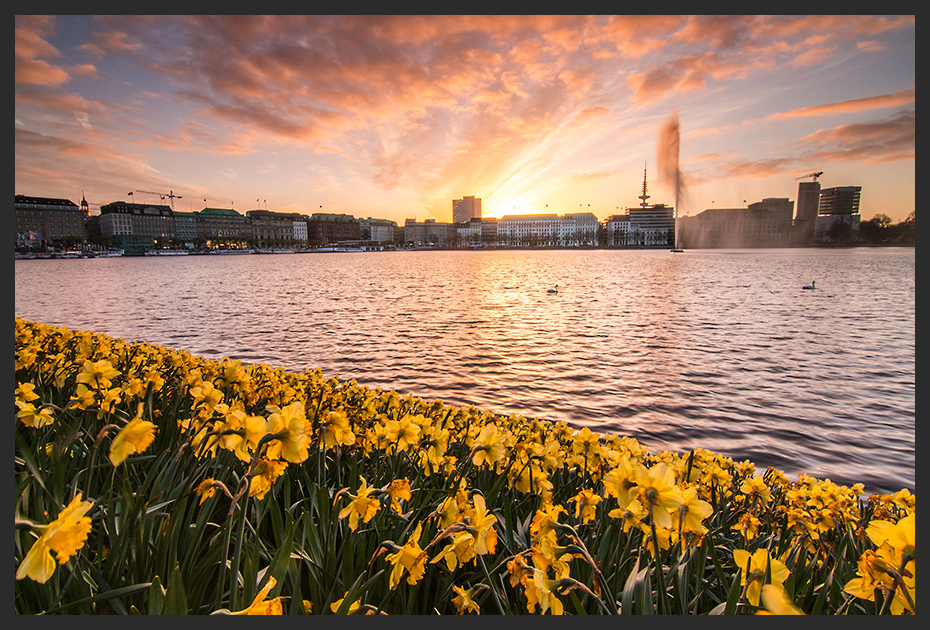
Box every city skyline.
[15,15,915,224]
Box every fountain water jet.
[658,112,686,251]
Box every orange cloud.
[799,109,915,165]
[767,90,915,120]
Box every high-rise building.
[815,186,861,243]
[795,181,821,223]
[818,186,861,216]
[452,196,481,224]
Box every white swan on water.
[547,285,559,293]
[802,280,816,290]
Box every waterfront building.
[307,212,360,246]
[99,201,176,240]
[172,210,198,241]
[678,198,793,248]
[404,218,425,246]
[815,186,861,243]
[404,218,452,246]
[559,212,599,245]
[497,213,561,246]
[613,204,675,247]
[456,217,483,246]
[452,195,482,224]
[197,207,251,245]
[495,212,598,247]
[247,209,306,247]
[359,217,398,242]
[15,194,88,249]
[605,213,631,247]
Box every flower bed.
[14,317,915,614]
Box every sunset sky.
[14,15,915,224]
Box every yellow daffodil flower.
[319,409,356,449]
[603,455,646,509]
[249,458,288,500]
[228,577,282,615]
[472,423,506,467]
[194,478,217,504]
[68,383,96,411]
[608,498,647,533]
[337,477,381,531]
[569,489,602,525]
[383,413,422,453]
[17,493,94,584]
[109,404,157,467]
[733,548,790,607]
[676,485,714,535]
[756,583,804,615]
[634,462,685,529]
[76,358,120,390]
[431,531,477,571]
[16,400,55,428]
[384,522,428,589]
[383,478,412,513]
[15,381,40,404]
[330,593,361,614]
[264,401,309,464]
[451,585,485,614]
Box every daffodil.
[603,454,646,509]
[264,401,309,464]
[319,408,356,449]
[569,488,602,525]
[523,568,565,615]
[383,413,422,453]
[451,585,486,614]
[249,458,288,500]
[756,583,804,615]
[16,400,55,428]
[16,493,94,584]
[383,478,412,513]
[194,478,218,504]
[68,383,96,411]
[15,381,40,404]
[733,548,790,607]
[431,530,477,571]
[227,577,282,615]
[608,497,647,533]
[740,475,772,506]
[76,358,120,390]
[337,477,381,531]
[472,423,506,467]
[109,404,157,467]
[463,493,497,555]
[189,379,224,419]
[634,462,685,529]
[384,522,428,589]
[675,485,714,535]
[330,593,361,614]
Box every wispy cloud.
[766,90,915,120]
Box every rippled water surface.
[15,248,915,494]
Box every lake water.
[15,248,915,495]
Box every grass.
[13,317,915,615]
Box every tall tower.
[638,163,650,209]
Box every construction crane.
[796,171,823,182]
[130,189,183,209]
